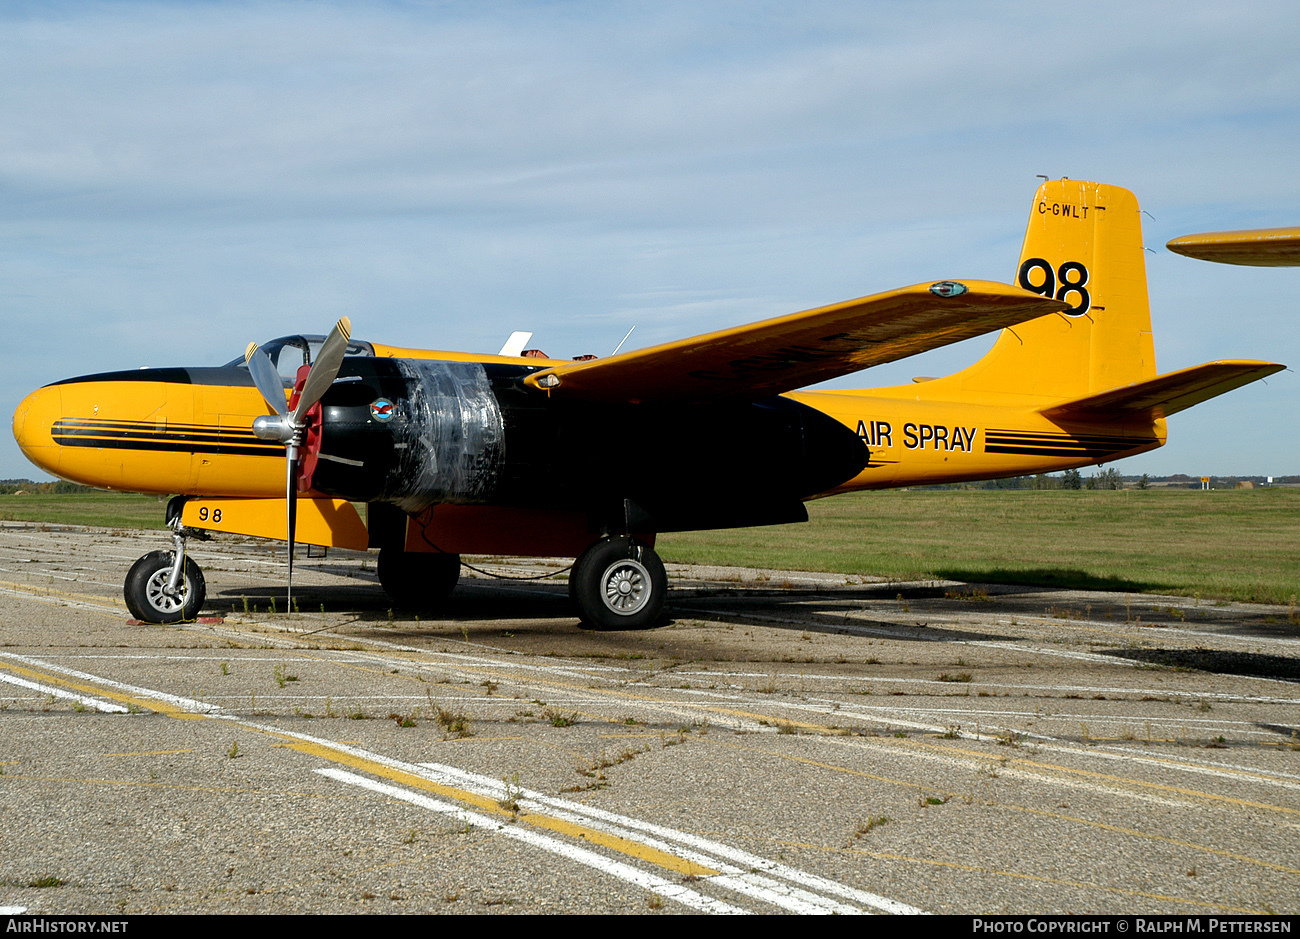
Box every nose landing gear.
[124,502,208,624]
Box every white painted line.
[315,768,748,915]
[417,761,923,915]
[0,652,223,714]
[0,671,128,713]
[0,584,123,616]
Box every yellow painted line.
[0,774,333,799]
[0,660,180,716]
[910,739,1300,816]
[832,845,1260,914]
[707,737,930,792]
[104,749,195,757]
[704,706,842,734]
[0,579,126,611]
[4,653,719,880]
[714,737,1300,879]
[1005,804,1300,877]
[276,735,716,878]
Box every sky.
[2,0,1299,479]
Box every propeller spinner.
[247,316,352,608]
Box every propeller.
[247,317,352,609]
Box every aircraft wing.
[1040,360,1285,420]
[1167,227,1300,267]
[523,280,1068,403]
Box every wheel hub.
[144,568,188,614]
[600,558,651,615]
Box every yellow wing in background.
[1167,227,1300,267]
[522,280,1068,403]
[1039,360,1285,420]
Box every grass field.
[2,488,1296,605]
[0,492,167,530]
[658,488,1300,605]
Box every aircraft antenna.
[612,325,636,356]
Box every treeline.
[0,479,100,495]
[922,471,1299,491]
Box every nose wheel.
[570,536,667,631]
[124,509,208,624]
[124,550,206,624]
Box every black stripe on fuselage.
[52,435,281,458]
[51,419,281,457]
[47,367,257,388]
[983,428,1156,459]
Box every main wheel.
[377,548,460,610]
[124,550,206,624]
[570,537,667,631]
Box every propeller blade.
[287,449,298,611]
[292,316,352,423]
[245,344,288,417]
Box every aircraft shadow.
[1102,648,1300,683]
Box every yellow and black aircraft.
[11,180,1284,630]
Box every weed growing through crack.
[997,730,1025,748]
[436,706,472,738]
[227,741,240,759]
[853,816,890,840]
[543,708,578,727]
[499,774,523,815]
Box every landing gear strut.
[570,536,667,631]
[124,512,208,623]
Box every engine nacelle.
[311,358,505,511]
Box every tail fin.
[932,180,1156,404]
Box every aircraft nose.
[12,385,62,477]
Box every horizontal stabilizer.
[524,281,1067,403]
[1167,227,1300,267]
[1039,360,1285,420]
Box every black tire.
[124,550,206,624]
[571,537,667,631]
[377,548,460,610]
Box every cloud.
[1,0,1298,476]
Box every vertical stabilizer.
[927,180,1156,405]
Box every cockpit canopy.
[224,335,375,385]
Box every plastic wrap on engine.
[388,359,505,511]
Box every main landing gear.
[124,511,208,624]
[570,536,667,631]
[377,548,461,610]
